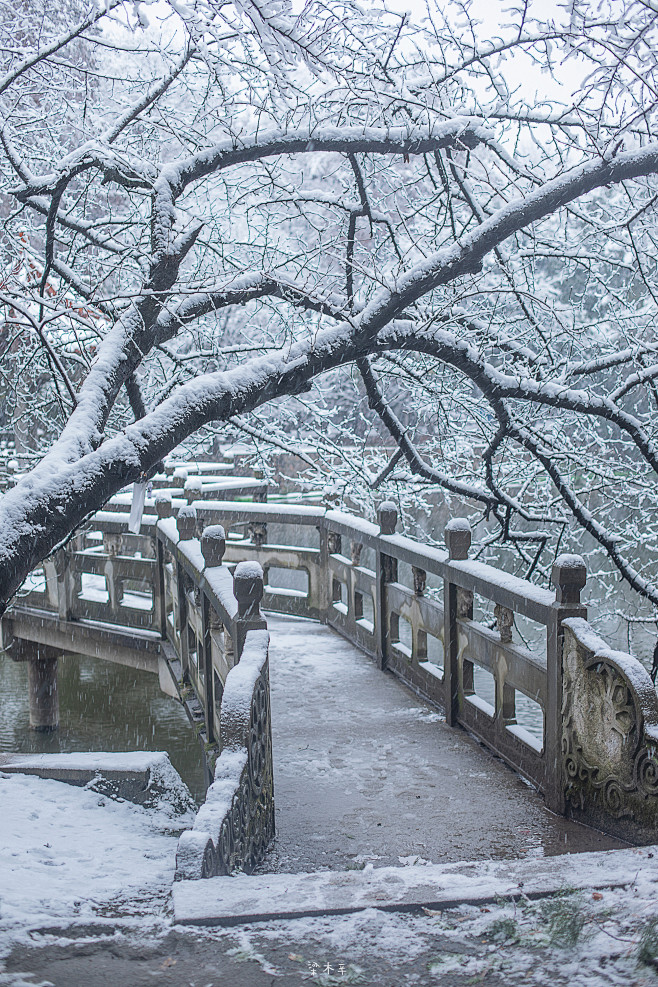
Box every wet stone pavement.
[262,614,623,872]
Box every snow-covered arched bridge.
[4,461,658,908]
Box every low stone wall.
[175,628,274,879]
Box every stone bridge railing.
[9,476,658,865]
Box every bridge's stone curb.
[173,844,658,927]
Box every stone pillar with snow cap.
[155,492,173,519]
[376,501,398,670]
[176,505,197,541]
[552,553,587,604]
[184,475,203,505]
[201,525,226,568]
[445,517,472,561]
[546,552,588,815]
[233,561,267,659]
[444,518,473,726]
[378,500,398,536]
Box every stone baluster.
[443,518,472,726]
[412,566,426,597]
[233,561,267,659]
[200,525,227,743]
[248,522,268,549]
[103,531,123,613]
[376,501,398,670]
[493,604,516,724]
[253,469,268,503]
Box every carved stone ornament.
[561,619,658,842]
[327,531,341,556]
[233,562,264,620]
[176,505,197,541]
[457,587,474,619]
[494,603,514,643]
[215,666,275,875]
[412,566,426,597]
[248,522,267,549]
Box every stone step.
[0,750,172,805]
[173,844,658,927]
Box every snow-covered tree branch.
[3,0,658,616]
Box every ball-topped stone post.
[184,475,203,505]
[444,518,471,560]
[172,467,188,488]
[232,561,267,658]
[378,501,398,535]
[155,492,173,519]
[552,554,587,605]
[201,525,226,568]
[176,505,197,541]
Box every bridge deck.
[265,615,623,871]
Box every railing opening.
[332,577,347,613]
[417,630,444,680]
[265,566,309,599]
[469,664,496,717]
[509,693,544,753]
[80,572,108,603]
[354,590,374,632]
[390,612,413,661]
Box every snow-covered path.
[265,614,622,872]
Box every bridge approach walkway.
[265,613,622,872]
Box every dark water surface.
[0,652,206,802]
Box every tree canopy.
[2,0,658,616]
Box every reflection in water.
[0,652,206,803]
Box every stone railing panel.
[562,617,658,843]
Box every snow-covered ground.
[2,769,658,984]
[0,770,182,963]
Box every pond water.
[0,651,207,803]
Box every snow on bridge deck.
[264,614,623,872]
